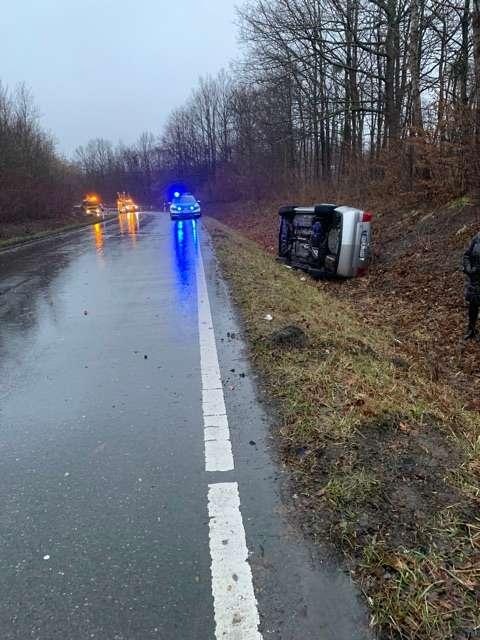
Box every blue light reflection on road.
[177,220,184,244]
[171,219,199,314]
[192,219,198,246]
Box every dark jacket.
[463,233,480,304]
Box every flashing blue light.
[167,182,188,202]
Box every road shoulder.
[201,222,372,639]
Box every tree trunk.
[409,0,423,133]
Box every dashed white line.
[196,246,234,473]
[197,243,263,639]
[208,483,262,639]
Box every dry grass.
[205,217,480,640]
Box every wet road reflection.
[0,212,371,640]
[0,212,214,639]
[171,219,198,314]
[92,222,104,255]
[118,212,128,235]
[127,211,140,240]
[118,211,141,242]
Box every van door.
[352,215,373,276]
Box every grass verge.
[0,215,117,250]
[205,217,480,640]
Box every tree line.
[0,83,75,225]
[80,0,480,205]
[159,0,480,203]
[2,0,480,225]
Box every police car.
[169,192,201,220]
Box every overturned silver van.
[278,203,373,278]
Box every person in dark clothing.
[311,216,328,266]
[463,233,480,340]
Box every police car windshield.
[175,195,196,204]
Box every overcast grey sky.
[1,0,240,156]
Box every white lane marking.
[197,243,263,638]
[208,483,262,639]
[196,247,234,472]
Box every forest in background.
[2,0,480,225]
[0,83,76,225]
[161,0,480,205]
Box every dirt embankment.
[208,198,480,401]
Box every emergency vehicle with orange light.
[117,193,139,214]
[82,194,104,216]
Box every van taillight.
[362,211,373,222]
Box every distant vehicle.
[117,193,139,214]
[278,204,373,278]
[82,194,104,217]
[169,193,201,220]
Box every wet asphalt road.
[0,213,370,639]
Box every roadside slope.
[208,199,480,399]
[205,217,480,640]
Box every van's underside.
[278,204,342,278]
